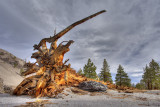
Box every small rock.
[3,85,13,94]
[0,78,4,93]
[79,81,107,92]
[55,93,65,99]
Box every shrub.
[20,68,25,75]
[13,62,18,68]
[0,52,4,55]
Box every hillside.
[0,49,24,89]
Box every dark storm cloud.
[0,0,160,83]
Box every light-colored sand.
[0,89,160,107]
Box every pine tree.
[142,59,160,89]
[135,80,145,90]
[115,65,131,87]
[99,59,112,83]
[149,59,160,89]
[83,58,97,79]
[142,65,151,89]
[77,68,83,75]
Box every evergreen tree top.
[83,58,97,79]
[99,59,112,82]
[115,64,131,87]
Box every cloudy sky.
[0,0,160,84]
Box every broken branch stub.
[13,10,106,97]
[33,10,106,50]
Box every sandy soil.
[0,88,160,107]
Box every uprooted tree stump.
[13,10,106,98]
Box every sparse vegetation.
[0,52,4,55]
[77,68,84,76]
[20,68,25,75]
[135,81,145,90]
[13,62,18,68]
[13,56,16,60]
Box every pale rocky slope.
[0,49,24,89]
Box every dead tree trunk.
[13,10,106,97]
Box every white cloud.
[130,73,143,77]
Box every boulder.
[3,85,13,94]
[79,81,107,92]
[0,78,4,93]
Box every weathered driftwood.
[13,10,106,97]
[33,10,106,51]
[21,62,39,76]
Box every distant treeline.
[77,58,131,87]
[77,58,160,90]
